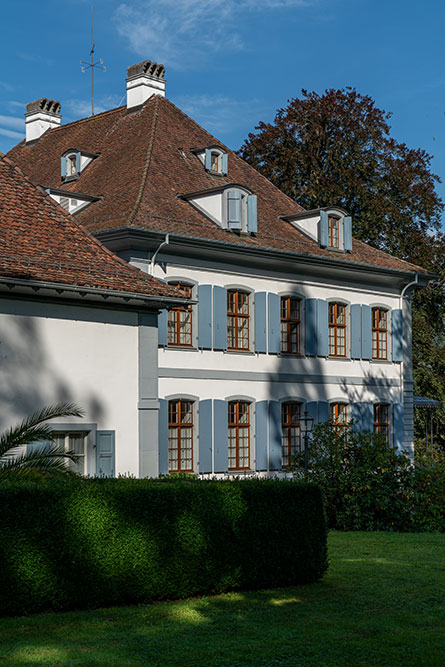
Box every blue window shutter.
[247,194,258,233]
[268,293,280,354]
[269,400,282,470]
[198,284,212,349]
[221,153,228,175]
[213,285,227,350]
[61,155,67,179]
[319,210,328,247]
[305,299,317,356]
[361,305,372,360]
[352,402,373,432]
[392,309,403,362]
[343,216,352,251]
[255,401,268,471]
[158,399,168,475]
[393,403,404,451]
[254,292,267,353]
[306,401,318,424]
[318,401,330,424]
[227,189,242,229]
[317,299,329,357]
[350,304,362,359]
[204,148,212,171]
[75,152,81,175]
[158,309,168,347]
[214,400,228,473]
[96,431,115,478]
[198,399,212,474]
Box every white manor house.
[2,60,433,478]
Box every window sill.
[327,356,351,361]
[370,359,392,364]
[279,353,305,358]
[225,349,255,356]
[62,174,79,183]
[160,345,198,352]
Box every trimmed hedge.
[0,477,327,616]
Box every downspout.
[398,273,419,445]
[149,233,170,275]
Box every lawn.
[1,532,444,666]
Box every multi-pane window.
[227,290,250,350]
[168,399,194,472]
[280,297,301,354]
[374,403,390,445]
[330,403,348,431]
[210,151,221,172]
[168,283,193,346]
[372,308,388,360]
[329,216,340,248]
[53,432,87,475]
[281,402,302,467]
[67,155,77,176]
[329,303,347,357]
[228,401,250,470]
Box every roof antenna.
[80,7,106,116]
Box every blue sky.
[2,0,445,221]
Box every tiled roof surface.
[0,157,184,300]
[7,96,429,275]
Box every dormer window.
[61,149,98,182]
[224,187,257,234]
[329,216,340,249]
[319,210,352,251]
[67,155,77,177]
[204,147,228,175]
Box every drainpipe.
[149,233,170,275]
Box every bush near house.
[0,477,327,616]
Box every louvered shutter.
[198,284,212,349]
[198,399,212,474]
[351,403,373,433]
[392,309,403,362]
[393,403,405,451]
[306,401,318,424]
[318,401,330,424]
[317,299,329,357]
[204,148,212,171]
[254,292,267,353]
[305,299,317,356]
[319,210,329,247]
[75,152,81,175]
[361,305,372,360]
[269,400,282,470]
[247,194,258,233]
[214,400,228,473]
[227,189,242,229]
[268,293,280,354]
[343,216,352,251]
[158,399,168,475]
[96,431,115,478]
[221,153,228,175]
[213,285,227,350]
[350,304,362,359]
[158,309,168,347]
[60,155,67,179]
[255,401,268,471]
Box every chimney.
[25,98,61,143]
[126,60,166,111]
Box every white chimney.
[126,60,166,111]
[25,98,61,143]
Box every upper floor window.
[167,282,193,347]
[227,290,250,351]
[318,209,352,251]
[204,147,227,175]
[280,297,301,354]
[281,402,302,467]
[372,308,388,360]
[330,403,348,431]
[61,151,80,181]
[224,188,257,234]
[168,399,194,472]
[67,155,77,177]
[228,401,250,471]
[329,303,347,357]
[53,432,87,475]
[374,404,390,445]
[329,216,340,248]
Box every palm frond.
[0,445,80,479]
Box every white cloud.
[0,127,24,140]
[0,115,24,130]
[64,95,125,119]
[113,0,315,68]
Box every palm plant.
[0,403,85,479]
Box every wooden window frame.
[372,307,388,360]
[330,403,348,431]
[329,302,347,357]
[228,400,251,471]
[329,216,340,248]
[281,402,302,467]
[168,399,194,473]
[227,290,250,351]
[167,283,193,347]
[280,296,301,354]
[373,403,390,445]
[53,431,87,475]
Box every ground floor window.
[374,403,390,445]
[330,403,348,433]
[281,402,302,466]
[168,399,194,472]
[228,401,250,470]
[53,432,87,475]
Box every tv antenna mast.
[80,8,106,116]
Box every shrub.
[0,477,327,616]
[409,464,445,532]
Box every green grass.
[1,532,444,666]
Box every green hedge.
[0,478,327,616]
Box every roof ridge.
[126,96,161,227]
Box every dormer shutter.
[204,148,212,171]
[247,194,257,233]
[75,151,81,175]
[227,189,242,229]
[221,153,228,175]
[61,155,67,180]
[344,216,352,251]
[319,211,328,247]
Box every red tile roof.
[0,157,185,301]
[6,96,429,275]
